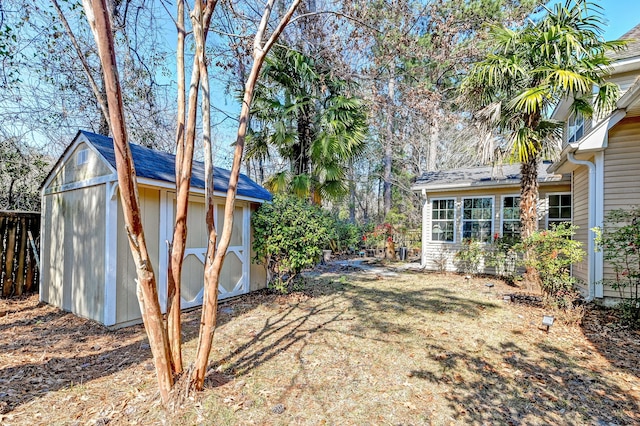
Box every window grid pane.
[462,197,493,242]
[549,193,572,228]
[432,199,455,242]
[502,196,521,238]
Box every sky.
[571,0,639,39]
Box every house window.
[548,194,572,228]
[502,196,521,239]
[567,112,584,143]
[462,197,493,242]
[431,199,455,242]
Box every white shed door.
[159,193,251,311]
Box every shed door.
[163,194,250,310]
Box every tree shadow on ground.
[0,291,268,413]
[580,305,640,381]
[409,335,639,424]
[204,273,500,382]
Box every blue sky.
[578,0,638,39]
[543,1,637,39]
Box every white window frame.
[461,196,494,243]
[76,149,89,166]
[430,198,456,243]
[546,192,572,228]
[500,194,521,239]
[567,112,585,143]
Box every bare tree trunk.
[191,0,302,391]
[82,0,173,404]
[349,161,356,223]
[383,74,395,217]
[166,0,186,375]
[427,117,439,172]
[166,0,216,374]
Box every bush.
[252,195,335,293]
[331,220,362,254]
[594,207,640,325]
[516,223,584,300]
[454,239,483,275]
[485,235,519,281]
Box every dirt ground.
[1,264,639,425]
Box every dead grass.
[1,268,639,425]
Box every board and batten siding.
[602,116,640,298]
[40,186,107,322]
[571,165,590,290]
[115,186,161,325]
[421,184,570,272]
[48,142,112,191]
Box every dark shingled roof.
[610,23,640,61]
[81,130,272,201]
[413,161,569,190]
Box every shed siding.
[571,165,590,290]
[421,184,571,272]
[50,142,112,189]
[602,117,640,298]
[40,186,106,322]
[250,203,267,291]
[115,187,161,324]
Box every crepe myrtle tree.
[82,0,301,405]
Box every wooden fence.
[0,211,40,298]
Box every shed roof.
[80,130,272,201]
[412,161,569,192]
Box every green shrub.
[454,239,483,275]
[594,207,640,325]
[331,220,362,254]
[485,235,519,281]
[252,195,335,293]
[516,223,584,300]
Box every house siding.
[421,184,570,273]
[571,166,590,293]
[602,116,640,298]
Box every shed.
[40,130,271,327]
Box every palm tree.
[248,46,367,202]
[461,0,624,289]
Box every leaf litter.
[0,267,638,425]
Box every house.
[39,130,272,327]
[412,162,571,273]
[548,23,640,304]
[413,23,640,305]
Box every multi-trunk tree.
[82,0,301,405]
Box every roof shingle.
[81,130,272,201]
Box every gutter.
[565,151,597,301]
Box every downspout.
[566,152,596,300]
[421,188,428,268]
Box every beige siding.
[571,166,590,290]
[602,117,640,298]
[608,71,640,97]
[422,184,571,273]
[249,203,267,291]
[115,187,161,324]
[41,186,106,322]
[50,142,112,189]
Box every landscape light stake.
[542,315,555,332]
